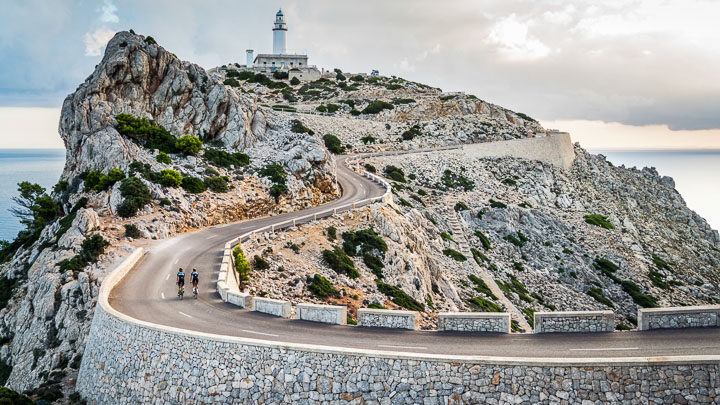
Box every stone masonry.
[77,305,720,404]
[357,308,418,330]
[534,311,615,333]
[296,303,347,325]
[252,297,292,318]
[438,312,510,333]
[639,306,720,330]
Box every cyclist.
[190,268,199,297]
[176,268,185,297]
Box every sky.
[1,0,720,149]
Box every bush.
[443,248,467,262]
[474,230,492,250]
[323,134,345,154]
[502,178,517,186]
[383,165,406,182]
[621,280,657,307]
[258,163,287,184]
[118,177,152,218]
[363,163,376,173]
[290,76,300,86]
[269,183,288,202]
[584,214,614,229]
[440,170,474,191]
[360,135,376,144]
[156,152,171,164]
[376,281,424,311]
[53,180,69,194]
[341,228,387,257]
[0,276,18,311]
[307,274,338,298]
[0,387,32,405]
[144,36,157,45]
[454,202,469,212]
[516,112,537,122]
[651,254,673,271]
[159,198,171,206]
[326,226,337,241]
[361,101,394,114]
[290,119,314,135]
[159,169,183,187]
[321,246,358,278]
[468,275,497,299]
[252,255,270,270]
[587,288,614,308]
[401,125,421,141]
[205,176,229,193]
[204,148,249,168]
[84,169,124,192]
[272,70,289,80]
[181,177,207,194]
[223,78,240,87]
[175,135,202,156]
[489,199,507,208]
[350,75,364,82]
[124,224,141,238]
[440,232,454,242]
[394,98,416,104]
[362,253,384,279]
[115,113,178,154]
[233,246,250,283]
[468,296,502,312]
[57,234,109,272]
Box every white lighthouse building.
[272,9,287,54]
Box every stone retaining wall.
[462,132,575,169]
[252,297,291,318]
[638,305,720,331]
[357,308,418,330]
[296,303,347,325]
[534,311,614,333]
[77,304,720,404]
[438,312,510,333]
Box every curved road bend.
[110,154,720,359]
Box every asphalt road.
[110,154,720,359]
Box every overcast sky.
[1,0,720,148]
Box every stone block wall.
[227,291,252,308]
[77,305,720,404]
[438,312,510,333]
[462,132,575,169]
[357,308,418,330]
[639,305,720,330]
[534,311,614,333]
[252,297,291,318]
[296,303,347,325]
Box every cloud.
[486,14,550,60]
[84,28,115,56]
[100,0,119,23]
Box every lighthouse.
[272,9,287,55]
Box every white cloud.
[100,0,119,24]
[393,57,416,73]
[84,28,115,56]
[486,14,550,60]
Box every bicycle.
[192,284,198,299]
[177,284,184,300]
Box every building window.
[272,62,275,65]
[299,63,303,66]
[263,62,267,65]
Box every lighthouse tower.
[272,9,287,54]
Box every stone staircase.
[448,211,533,333]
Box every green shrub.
[474,230,492,250]
[85,169,124,192]
[440,170,474,191]
[272,70,289,80]
[159,169,182,187]
[0,387,32,405]
[364,163,376,173]
[651,254,673,271]
[57,234,109,272]
[156,152,171,164]
[489,199,507,208]
[350,75,364,82]
[587,288,614,308]
[522,308,536,327]
[401,125,421,141]
[504,233,526,247]
[175,135,202,156]
[502,178,517,186]
[118,177,151,218]
[290,119,314,135]
[181,177,207,194]
[233,246,251,283]
[468,296,501,312]
[394,98,415,104]
[470,247,488,266]
[621,280,657,307]
[327,103,340,113]
[361,101,394,114]
[362,253,384,278]
[321,246,358,278]
[468,275,497,299]
[375,281,424,311]
[223,78,241,87]
[316,105,327,113]
[367,303,386,309]
[204,148,250,168]
[159,198,171,206]
[205,176,229,193]
[342,228,388,256]
[516,112,536,122]
[454,202,469,212]
[252,255,270,270]
[360,135,376,144]
[512,261,525,272]
[269,183,288,202]
[346,316,357,325]
[440,232,454,242]
[259,163,287,184]
[124,224,141,238]
[290,76,300,85]
[115,113,178,154]
[443,248,467,262]
[0,276,18,311]
[439,95,456,101]
[307,274,338,298]
[53,180,69,194]
[326,226,337,241]
[323,134,345,154]
[383,165,406,182]
[144,36,157,45]
[584,214,614,229]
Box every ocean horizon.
[0,147,717,241]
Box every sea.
[0,148,718,242]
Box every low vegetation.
[584,214,614,230]
[383,165,406,183]
[361,101,394,115]
[203,148,249,168]
[468,296,501,312]
[233,246,250,283]
[290,119,314,135]
[322,134,345,154]
[375,281,424,311]
[440,169,474,191]
[443,248,467,262]
[258,163,288,202]
[117,177,152,218]
[57,234,110,273]
[307,273,338,298]
[321,246,358,278]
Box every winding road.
[110,153,720,360]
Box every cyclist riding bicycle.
[176,268,185,296]
[190,269,199,297]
